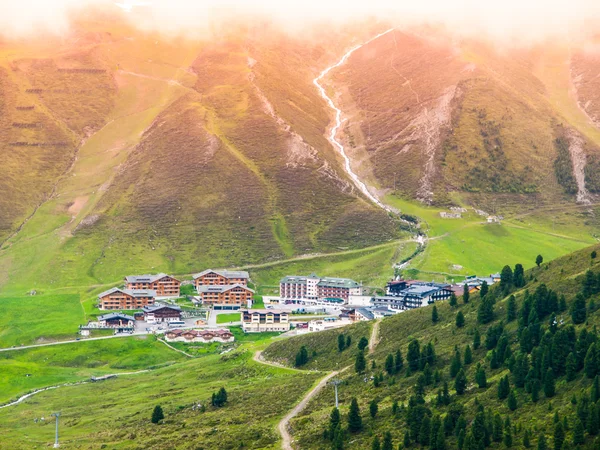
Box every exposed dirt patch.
[68,196,89,215]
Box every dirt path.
[369,319,381,355]
[158,339,194,358]
[278,369,344,450]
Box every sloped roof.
[97,288,156,299]
[142,304,182,313]
[317,277,361,289]
[125,273,179,283]
[197,284,254,294]
[98,313,135,321]
[192,269,249,280]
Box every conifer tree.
[355,350,366,373]
[571,293,588,325]
[498,375,510,400]
[407,339,420,372]
[338,334,346,352]
[566,352,578,381]
[544,369,556,398]
[403,430,410,448]
[463,284,470,304]
[504,425,513,448]
[455,368,467,395]
[475,363,487,388]
[151,405,164,424]
[480,280,489,298]
[372,436,381,450]
[358,337,369,351]
[585,343,597,378]
[473,329,481,349]
[508,390,518,411]
[432,304,439,323]
[328,407,341,440]
[457,429,466,450]
[514,263,525,287]
[553,422,565,450]
[295,346,309,367]
[385,354,395,375]
[536,254,544,267]
[455,310,465,328]
[523,428,531,448]
[573,419,585,445]
[537,433,547,450]
[423,363,433,385]
[369,399,378,418]
[419,415,431,446]
[346,335,352,349]
[347,398,362,432]
[507,295,517,322]
[450,347,462,378]
[464,345,472,365]
[478,296,495,324]
[382,432,393,450]
[531,379,541,403]
[395,349,403,373]
[493,413,503,442]
[449,293,458,308]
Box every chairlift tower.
[51,412,61,448]
[329,379,342,408]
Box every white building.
[241,309,290,333]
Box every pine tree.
[493,413,503,442]
[455,368,467,395]
[338,334,346,352]
[457,429,466,450]
[449,293,458,308]
[328,407,341,440]
[531,379,541,403]
[523,428,532,448]
[332,424,344,450]
[507,295,517,322]
[346,335,352,349]
[571,293,588,325]
[585,343,598,378]
[514,263,525,287]
[501,265,514,290]
[573,419,585,445]
[478,296,495,324]
[504,424,513,448]
[295,346,309,367]
[395,349,404,373]
[536,254,544,267]
[498,375,510,400]
[372,436,381,450]
[385,354,395,375]
[464,345,473,365]
[355,350,366,373]
[450,347,462,378]
[432,304,439,323]
[554,422,565,450]
[456,311,465,328]
[537,433,548,450]
[382,431,393,450]
[473,328,481,349]
[369,399,378,418]
[403,430,411,448]
[508,390,518,411]
[407,339,420,372]
[566,352,578,382]
[544,369,556,398]
[347,398,362,432]
[151,405,164,424]
[423,363,433,385]
[463,285,470,304]
[475,364,487,388]
[419,415,431,446]
[592,375,600,403]
[358,337,369,351]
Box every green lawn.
[0,335,185,404]
[216,313,240,324]
[0,293,85,348]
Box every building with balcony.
[241,309,290,333]
[124,274,181,297]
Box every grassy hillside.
[263,242,600,449]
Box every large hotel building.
[279,273,362,303]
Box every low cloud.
[1,0,599,42]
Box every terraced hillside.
[330,30,600,209]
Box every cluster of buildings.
[279,273,362,304]
[164,329,234,343]
[97,269,254,311]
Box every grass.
[0,338,320,449]
[216,313,240,324]
[0,293,85,347]
[0,335,185,404]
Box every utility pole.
[51,412,60,448]
[329,379,342,408]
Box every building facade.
[193,270,249,289]
[279,273,362,303]
[143,304,182,323]
[98,313,135,328]
[376,282,454,311]
[241,309,290,332]
[197,284,254,309]
[164,329,234,343]
[97,288,156,310]
[124,274,181,297]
